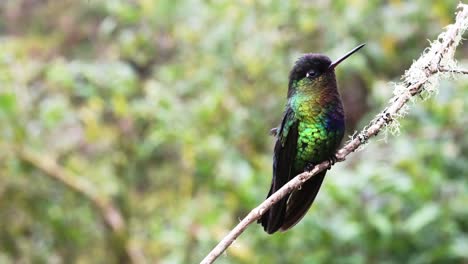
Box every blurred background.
[0,0,467,263]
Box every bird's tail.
[258,170,326,233]
[258,186,289,234]
[279,170,326,231]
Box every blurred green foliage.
[0,1,467,263]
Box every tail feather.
[258,190,289,234]
[258,170,326,234]
[280,171,326,231]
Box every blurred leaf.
[403,204,440,233]
[0,93,17,115]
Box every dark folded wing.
[259,107,298,234]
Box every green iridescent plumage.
[259,44,365,234]
[290,77,345,169]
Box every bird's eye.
[306,70,318,78]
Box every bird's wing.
[259,107,299,234]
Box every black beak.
[328,43,365,70]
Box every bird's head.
[287,44,365,97]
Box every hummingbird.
[259,44,365,234]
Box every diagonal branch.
[16,147,145,264]
[17,148,124,232]
[200,3,468,264]
[438,67,468,74]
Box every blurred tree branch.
[201,3,468,264]
[16,147,145,264]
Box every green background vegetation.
[0,1,467,263]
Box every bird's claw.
[327,155,338,170]
[304,162,316,172]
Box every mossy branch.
[200,3,468,264]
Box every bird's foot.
[327,155,338,170]
[304,162,316,172]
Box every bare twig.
[200,3,468,264]
[438,67,468,74]
[17,147,145,264]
